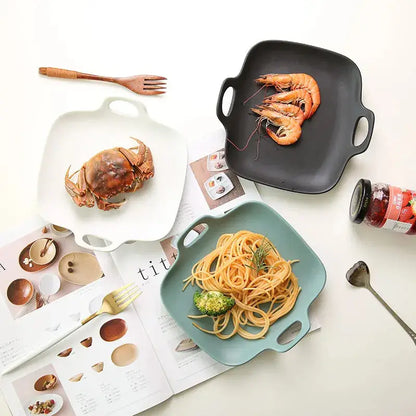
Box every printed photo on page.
[0,224,103,320]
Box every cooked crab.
[65,137,154,211]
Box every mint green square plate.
[160,201,326,365]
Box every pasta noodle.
[183,230,301,340]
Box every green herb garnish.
[246,236,275,274]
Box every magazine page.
[0,219,172,416]
[110,130,264,393]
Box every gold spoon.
[346,261,416,345]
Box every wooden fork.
[1,283,141,375]
[39,67,166,95]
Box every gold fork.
[82,282,141,324]
[1,283,141,375]
[39,67,166,96]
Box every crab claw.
[96,198,126,211]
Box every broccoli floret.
[193,290,235,316]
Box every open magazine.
[0,131,320,416]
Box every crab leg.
[65,166,95,207]
[120,137,145,165]
[65,167,82,197]
[129,178,143,192]
[96,197,126,211]
[119,138,154,180]
[119,147,142,166]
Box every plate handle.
[268,311,311,353]
[349,105,375,156]
[175,215,213,252]
[216,77,237,124]
[100,96,148,117]
[74,233,124,252]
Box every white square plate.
[37,97,187,251]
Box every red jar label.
[382,186,416,233]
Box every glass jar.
[349,179,416,235]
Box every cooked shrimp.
[256,73,320,116]
[260,102,305,125]
[251,106,302,146]
[263,89,313,119]
[256,74,293,90]
[288,73,320,116]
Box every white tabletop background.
[1,1,416,415]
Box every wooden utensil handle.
[39,67,115,82]
[44,238,53,250]
[39,67,79,79]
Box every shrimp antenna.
[254,134,261,161]
[243,84,267,105]
[226,118,262,152]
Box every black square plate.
[216,40,375,193]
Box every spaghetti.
[183,230,301,340]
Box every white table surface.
[1,1,416,415]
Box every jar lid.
[349,179,372,223]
